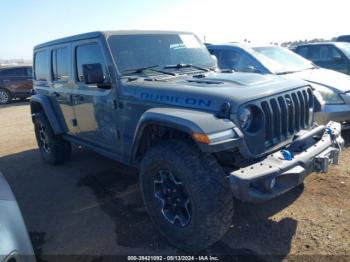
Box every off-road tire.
[140,140,233,252]
[34,112,71,165]
[0,88,12,104]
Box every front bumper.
[229,121,344,203]
[315,104,350,130]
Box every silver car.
[207,44,350,129]
[0,173,35,262]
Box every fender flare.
[131,107,241,160]
[30,94,65,134]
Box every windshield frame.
[252,46,315,74]
[106,33,216,76]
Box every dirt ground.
[0,101,349,261]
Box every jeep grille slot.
[261,87,313,149]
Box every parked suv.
[207,43,350,129]
[336,35,350,43]
[294,42,350,75]
[0,66,33,104]
[31,31,343,251]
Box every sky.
[0,0,348,60]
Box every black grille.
[261,87,314,148]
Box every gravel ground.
[0,101,349,261]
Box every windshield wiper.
[164,63,210,72]
[276,70,301,75]
[123,65,176,76]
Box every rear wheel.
[0,89,11,104]
[140,140,233,252]
[34,112,71,165]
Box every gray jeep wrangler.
[31,31,344,251]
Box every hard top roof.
[34,30,193,49]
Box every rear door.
[34,47,76,134]
[15,67,32,95]
[50,45,77,134]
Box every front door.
[309,45,349,74]
[72,40,121,151]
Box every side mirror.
[82,63,104,84]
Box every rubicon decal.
[140,93,212,107]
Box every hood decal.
[140,92,212,108]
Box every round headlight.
[239,107,253,130]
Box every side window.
[297,47,309,58]
[218,50,257,72]
[309,46,322,62]
[76,43,108,83]
[319,46,330,61]
[16,68,30,76]
[34,51,49,81]
[0,68,27,77]
[330,47,342,60]
[0,69,14,76]
[309,45,339,62]
[52,48,69,82]
[218,50,242,69]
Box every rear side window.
[76,43,107,83]
[34,51,49,81]
[52,48,69,81]
[0,68,27,77]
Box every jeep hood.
[123,72,308,113]
[285,68,350,93]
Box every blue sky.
[1,0,348,59]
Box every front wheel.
[140,140,233,252]
[0,89,12,104]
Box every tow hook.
[281,149,293,160]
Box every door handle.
[2,80,10,82]
[52,92,60,97]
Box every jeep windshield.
[252,46,316,75]
[107,33,216,75]
[335,42,350,57]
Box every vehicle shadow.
[1,147,301,261]
[342,130,350,148]
[77,165,300,261]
